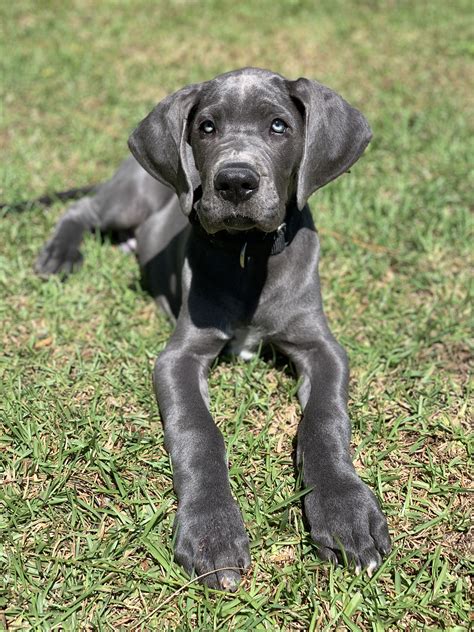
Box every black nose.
[214,163,260,204]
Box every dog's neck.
[189,200,301,269]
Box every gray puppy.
[36,67,390,591]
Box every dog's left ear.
[128,83,202,215]
[287,78,372,210]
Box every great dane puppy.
[36,67,390,591]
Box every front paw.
[305,473,391,573]
[174,498,251,591]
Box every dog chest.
[228,326,262,360]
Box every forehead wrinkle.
[197,72,302,133]
[202,87,291,122]
[210,73,283,101]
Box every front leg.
[280,323,390,573]
[154,320,250,591]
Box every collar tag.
[240,242,248,269]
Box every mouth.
[222,215,256,231]
[196,200,281,234]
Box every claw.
[219,571,240,592]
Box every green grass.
[1,1,472,629]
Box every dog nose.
[214,163,260,204]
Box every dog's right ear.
[128,84,202,215]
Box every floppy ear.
[287,78,372,210]
[128,84,202,215]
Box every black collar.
[189,206,299,268]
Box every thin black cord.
[0,185,96,212]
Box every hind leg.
[35,194,98,276]
[35,157,175,277]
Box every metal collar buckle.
[239,222,286,269]
[239,242,248,269]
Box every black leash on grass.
[0,185,96,213]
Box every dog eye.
[200,120,216,134]
[270,118,288,134]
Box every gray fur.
[36,67,389,591]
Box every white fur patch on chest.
[228,327,262,361]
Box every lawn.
[1,1,472,629]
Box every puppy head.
[128,68,372,234]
